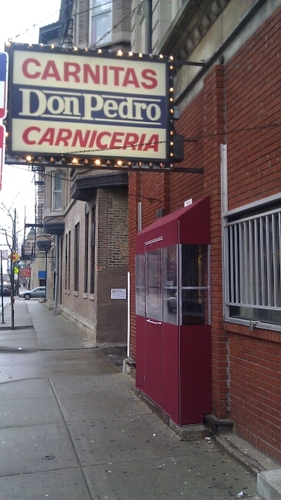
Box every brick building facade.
[41,0,131,345]
[129,0,281,463]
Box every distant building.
[39,0,130,345]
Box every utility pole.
[10,208,16,328]
[0,249,5,324]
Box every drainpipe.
[54,235,59,310]
[127,271,130,358]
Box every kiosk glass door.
[145,249,163,407]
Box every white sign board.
[111,288,126,300]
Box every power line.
[8,0,144,45]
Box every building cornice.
[71,172,128,201]
[159,0,230,60]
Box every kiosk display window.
[163,245,177,325]
[136,254,145,317]
[146,249,162,321]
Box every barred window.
[225,205,281,325]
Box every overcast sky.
[0,0,61,248]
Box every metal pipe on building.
[54,235,59,311]
[127,271,131,358]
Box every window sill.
[225,318,281,343]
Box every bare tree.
[0,203,21,328]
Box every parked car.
[3,282,11,292]
[19,286,46,300]
[0,286,11,297]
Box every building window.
[52,172,63,211]
[84,213,89,293]
[90,0,112,46]
[74,223,80,292]
[225,202,281,325]
[90,207,96,294]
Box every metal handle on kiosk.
[146,319,161,325]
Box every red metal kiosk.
[135,197,211,425]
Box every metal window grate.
[225,207,281,323]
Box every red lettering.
[41,61,61,81]
[55,129,72,146]
[123,68,139,88]
[88,131,97,148]
[22,126,40,144]
[96,131,111,149]
[110,132,125,150]
[123,133,139,150]
[141,69,157,89]
[22,59,41,79]
[84,64,100,84]
[20,127,160,154]
[138,134,146,151]
[103,66,108,85]
[143,134,158,152]
[38,128,55,145]
[109,66,124,86]
[72,130,91,147]
[64,62,80,82]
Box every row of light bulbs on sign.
[23,155,175,169]
[7,41,174,61]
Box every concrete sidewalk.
[0,299,278,499]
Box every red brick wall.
[228,323,281,463]
[226,7,281,208]
[223,5,281,461]
[128,4,281,463]
[177,66,229,419]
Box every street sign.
[0,124,5,191]
[0,52,8,119]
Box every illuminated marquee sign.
[5,43,177,169]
